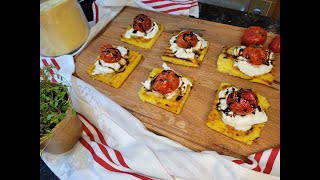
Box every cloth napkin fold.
[94,0,199,21]
[40,56,279,180]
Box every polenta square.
[206,82,270,145]
[162,46,209,67]
[120,23,164,49]
[138,63,193,114]
[86,45,141,88]
[120,14,164,49]
[217,46,274,86]
[161,30,209,67]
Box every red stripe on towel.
[41,59,57,83]
[77,112,109,146]
[78,112,130,169]
[80,137,153,180]
[161,4,198,13]
[94,1,99,23]
[232,159,245,165]
[51,58,60,70]
[152,1,196,9]
[251,151,264,172]
[82,122,116,164]
[263,147,280,174]
[142,0,194,4]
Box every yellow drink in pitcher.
[40,0,89,57]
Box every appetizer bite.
[138,62,193,114]
[120,14,164,49]
[206,82,270,145]
[217,45,275,86]
[86,44,142,88]
[162,30,209,67]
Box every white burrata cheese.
[141,63,192,99]
[124,22,159,39]
[116,46,128,57]
[92,60,116,75]
[141,79,151,90]
[217,86,268,131]
[92,46,128,75]
[231,46,274,76]
[234,60,273,77]
[169,32,208,60]
[233,46,246,56]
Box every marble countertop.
[198,3,280,34]
[40,1,280,179]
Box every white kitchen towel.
[40,55,74,85]
[93,0,199,24]
[70,0,199,56]
[40,54,280,180]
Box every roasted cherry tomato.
[241,26,268,46]
[99,44,121,63]
[151,70,180,95]
[269,36,280,53]
[242,46,269,65]
[133,14,152,33]
[226,89,258,116]
[176,30,198,49]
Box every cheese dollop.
[124,22,159,39]
[232,46,274,76]
[169,32,208,59]
[217,86,268,131]
[92,46,128,75]
[141,63,192,99]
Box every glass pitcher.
[40,0,90,57]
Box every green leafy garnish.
[40,66,72,151]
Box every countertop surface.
[40,1,280,179]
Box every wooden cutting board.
[74,6,280,160]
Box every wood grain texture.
[74,6,280,160]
